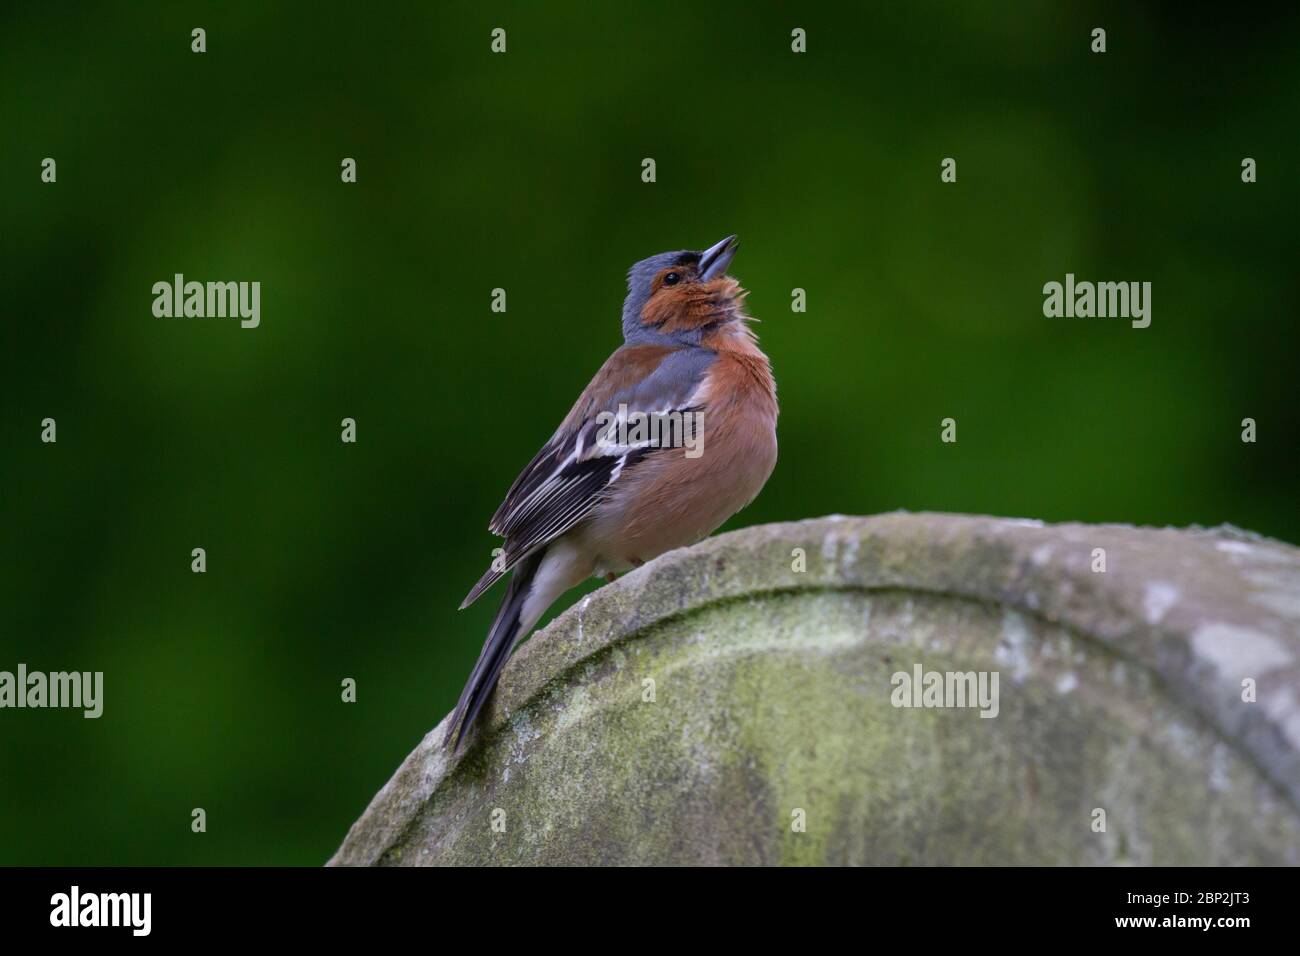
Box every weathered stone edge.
[328,512,1300,866]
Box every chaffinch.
[447,235,778,749]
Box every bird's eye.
[663,272,681,286]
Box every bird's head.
[621,235,745,343]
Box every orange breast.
[586,324,778,564]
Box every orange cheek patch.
[641,279,745,333]
[639,286,696,327]
[660,298,719,334]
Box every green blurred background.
[1,2,1296,864]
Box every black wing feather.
[462,346,715,609]
[460,451,626,609]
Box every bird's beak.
[698,234,739,281]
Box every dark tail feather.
[445,551,543,750]
[459,561,505,610]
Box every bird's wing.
[460,343,715,609]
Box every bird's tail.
[445,550,545,750]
